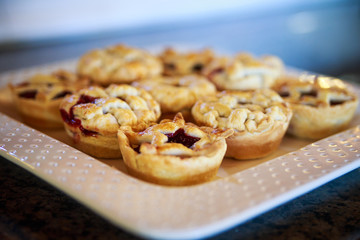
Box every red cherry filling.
[133,145,141,153]
[330,99,345,106]
[300,90,317,98]
[165,63,176,71]
[192,63,203,73]
[60,109,80,128]
[52,90,72,100]
[165,128,200,148]
[79,126,98,137]
[60,94,99,136]
[76,94,98,104]
[279,91,290,98]
[18,90,37,99]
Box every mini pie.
[203,53,284,90]
[59,84,161,158]
[117,113,233,186]
[273,74,359,139]
[77,44,163,85]
[132,74,216,120]
[159,47,215,76]
[9,70,89,128]
[192,89,293,160]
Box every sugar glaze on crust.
[117,113,233,186]
[60,84,161,158]
[192,89,292,160]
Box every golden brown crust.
[288,101,358,139]
[225,119,288,159]
[77,44,163,85]
[117,113,233,186]
[204,53,284,90]
[273,75,359,139]
[192,89,292,159]
[120,139,226,186]
[132,75,216,114]
[13,99,65,128]
[9,70,89,129]
[60,84,161,158]
[159,47,215,76]
[64,127,122,158]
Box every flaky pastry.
[132,75,216,120]
[60,84,161,158]
[192,89,292,160]
[159,47,215,76]
[9,70,89,128]
[117,113,233,186]
[77,44,163,85]
[204,53,284,90]
[273,74,358,139]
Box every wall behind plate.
[0,0,332,42]
[0,0,359,79]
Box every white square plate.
[0,59,359,239]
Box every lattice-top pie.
[117,113,233,185]
[159,47,215,76]
[203,53,284,90]
[9,70,89,128]
[273,74,358,139]
[132,74,216,120]
[192,89,292,159]
[60,84,161,158]
[77,44,163,85]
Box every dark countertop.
[1,156,359,240]
[1,3,360,238]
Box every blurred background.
[0,0,359,81]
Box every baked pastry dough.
[204,53,284,90]
[159,47,215,76]
[77,44,163,85]
[9,70,89,128]
[273,74,359,139]
[117,113,233,186]
[132,75,216,120]
[60,84,161,158]
[192,89,292,159]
